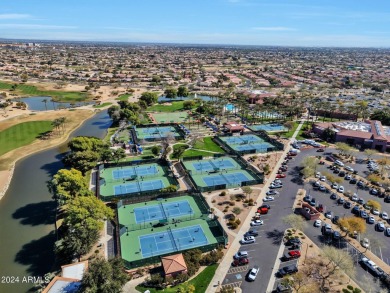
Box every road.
[222,146,390,293]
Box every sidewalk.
[205,121,304,293]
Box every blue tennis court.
[133,200,194,224]
[135,126,181,140]
[235,142,274,152]
[112,165,158,179]
[192,159,236,172]
[249,123,288,132]
[203,172,249,186]
[139,225,208,258]
[221,134,261,145]
[114,179,164,195]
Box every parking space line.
[222,281,242,290]
[227,265,248,274]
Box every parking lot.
[221,146,390,292]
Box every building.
[43,261,88,293]
[161,254,188,277]
[224,121,245,133]
[313,120,390,152]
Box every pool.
[225,104,236,112]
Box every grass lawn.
[193,137,224,153]
[93,102,112,108]
[116,94,132,101]
[103,126,117,143]
[0,121,53,156]
[136,264,218,293]
[147,101,197,112]
[282,121,300,138]
[183,149,216,158]
[0,81,88,102]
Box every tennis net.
[160,202,168,220]
[167,227,178,251]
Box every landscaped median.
[282,229,363,292]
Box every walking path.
[205,120,304,293]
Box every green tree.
[80,257,129,293]
[113,148,126,164]
[151,145,161,156]
[183,100,195,110]
[164,87,178,99]
[49,168,92,204]
[242,186,253,200]
[139,91,158,106]
[177,85,189,97]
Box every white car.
[345,166,354,172]
[247,266,260,281]
[315,172,321,178]
[250,220,264,226]
[381,212,389,220]
[320,176,326,182]
[313,181,321,187]
[331,183,338,189]
[319,185,326,191]
[361,238,370,248]
[335,160,344,167]
[263,196,275,202]
[241,236,255,244]
[273,179,282,185]
[351,194,358,201]
[338,186,345,193]
[314,219,322,227]
[372,208,380,215]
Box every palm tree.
[42,98,48,111]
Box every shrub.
[229,222,238,229]
[232,207,242,215]
[235,219,241,225]
[229,201,235,206]
[211,199,216,203]
[347,285,353,290]
[220,191,226,196]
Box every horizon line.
[1,37,390,49]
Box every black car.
[277,264,298,277]
[303,196,312,202]
[285,237,302,246]
[332,230,341,239]
[344,201,352,209]
[357,181,365,188]
[339,171,346,177]
[333,168,340,174]
[244,230,259,237]
[330,193,338,200]
[337,198,345,205]
[360,210,369,219]
[351,206,360,214]
[385,196,390,203]
[332,216,340,224]
[350,178,357,184]
[357,198,365,205]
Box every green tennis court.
[135,125,182,140]
[219,134,276,153]
[150,111,189,123]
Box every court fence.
[179,155,263,192]
[96,159,180,201]
[130,123,186,143]
[120,217,227,269]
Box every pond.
[18,96,95,111]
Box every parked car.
[345,166,354,172]
[381,212,389,220]
[360,257,384,278]
[357,198,365,205]
[367,216,375,224]
[325,211,333,219]
[234,251,248,259]
[260,204,271,210]
[350,178,357,184]
[360,210,368,219]
[361,238,370,248]
[350,194,358,201]
[317,148,325,152]
[320,176,326,182]
[372,208,380,215]
[309,198,317,206]
[385,227,390,237]
[376,222,385,232]
[303,195,312,202]
[315,172,321,178]
[338,186,345,193]
[344,201,352,209]
[285,237,302,246]
[332,230,341,240]
[370,189,379,195]
[232,258,249,266]
[332,215,340,224]
[282,250,301,261]
[351,206,360,215]
[345,174,352,180]
[250,220,264,226]
[278,264,298,277]
[330,193,338,200]
[245,229,259,237]
[276,174,286,178]
[331,183,338,189]
[337,198,345,205]
[335,160,345,167]
[247,266,260,281]
[319,185,326,192]
[263,196,275,202]
[270,183,283,189]
[241,236,256,244]
[266,190,279,196]
[314,219,322,227]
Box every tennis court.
[114,179,165,195]
[248,123,288,132]
[112,165,158,179]
[203,172,249,187]
[220,134,275,153]
[134,200,194,224]
[150,111,189,123]
[139,225,209,258]
[189,157,238,173]
[135,125,182,140]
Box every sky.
[1,0,390,47]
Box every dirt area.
[243,151,285,179]
[291,229,363,292]
[0,109,95,198]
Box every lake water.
[0,110,111,292]
[19,96,95,111]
